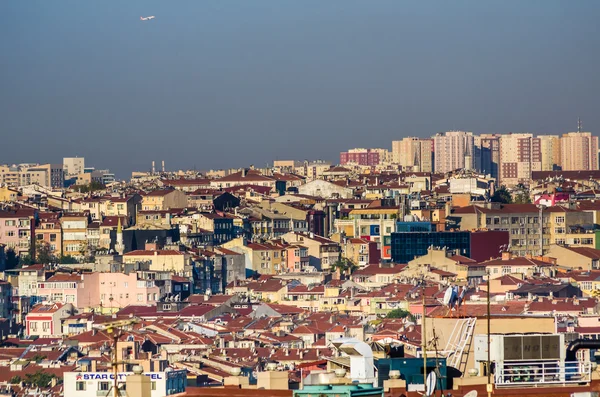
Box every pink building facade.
[37,272,160,312]
[0,210,36,256]
[285,245,309,272]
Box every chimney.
[501,251,512,261]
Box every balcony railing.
[494,360,592,387]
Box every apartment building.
[293,161,332,181]
[453,204,593,256]
[539,135,561,171]
[63,157,85,177]
[142,189,187,211]
[433,131,474,173]
[0,209,36,256]
[391,138,433,172]
[60,213,89,258]
[0,163,63,188]
[339,148,382,166]
[281,231,341,271]
[474,134,500,180]
[560,132,599,171]
[123,249,189,274]
[35,213,62,257]
[499,133,541,187]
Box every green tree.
[19,254,35,267]
[491,186,512,204]
[24,370,56,388]
[59,255,79,264]
[35,241,55,265]
[330,258,358,275]
[5,248,19,269]
[386,308,412,319]
[74,181,106,193]
[9,375,21,384]
[30,354,47,363]
[512,186,532,204]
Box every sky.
[1,1,600,178]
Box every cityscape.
[3,2,600,397]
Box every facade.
[539,135,561,171]
[63,157,85,176]
[0,209,36,256]
[560,132,599,171]
[474,134,500,180]
[340,148,381,166]
[63,370,187,397]
[61,213,89,258]
[123,250,189,274]
[35,214,62,257]
[390,230,509,263]
[25,302,73,337]
[499,133,541,187]
[391,138,433,172]
[433,131,474,173]
[142,189,187,211]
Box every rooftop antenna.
[578,117,582,133]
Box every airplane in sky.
[140,16,155,21]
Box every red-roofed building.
[26,302,73,337]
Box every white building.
[63,370,187,397]
[64,157,85,177]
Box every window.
[137,294,143,302]
[50,234,57,242]
[5,231,14,237]
[76,381,86,391]
[42,322,50,331]
[98,382,110,391]
[555,216,565,224]
[30,322,37,331]
[36,234,43,240]
[123,282,128,288]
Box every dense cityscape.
[4,0,600,396]
[0,126,600,397]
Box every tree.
[5,248,18,269]
[330,258,358,275]
[9,375,21,384]
[35,241,55,265]
[59,255,79,264]
[386,308,412,319]
[19,254,35,267]
[24,370,56,388]
[73,181,106,193]
[491,186,512,204]
[30,354,47,363]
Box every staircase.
[443,317,476,373]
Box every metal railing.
[495,361,593,387]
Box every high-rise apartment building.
[433,131,474,174]
[538,135,561,171]
[559,132,598,171]
[473,134,500,180]
[391,137,433,172]
[499,133,541,187]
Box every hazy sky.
[2,1,599,177]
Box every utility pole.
[487,270,492,397]
[422,278,427,389]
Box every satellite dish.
[425,371,437,397]
[442,286,453,306]
[464,391,478,397]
